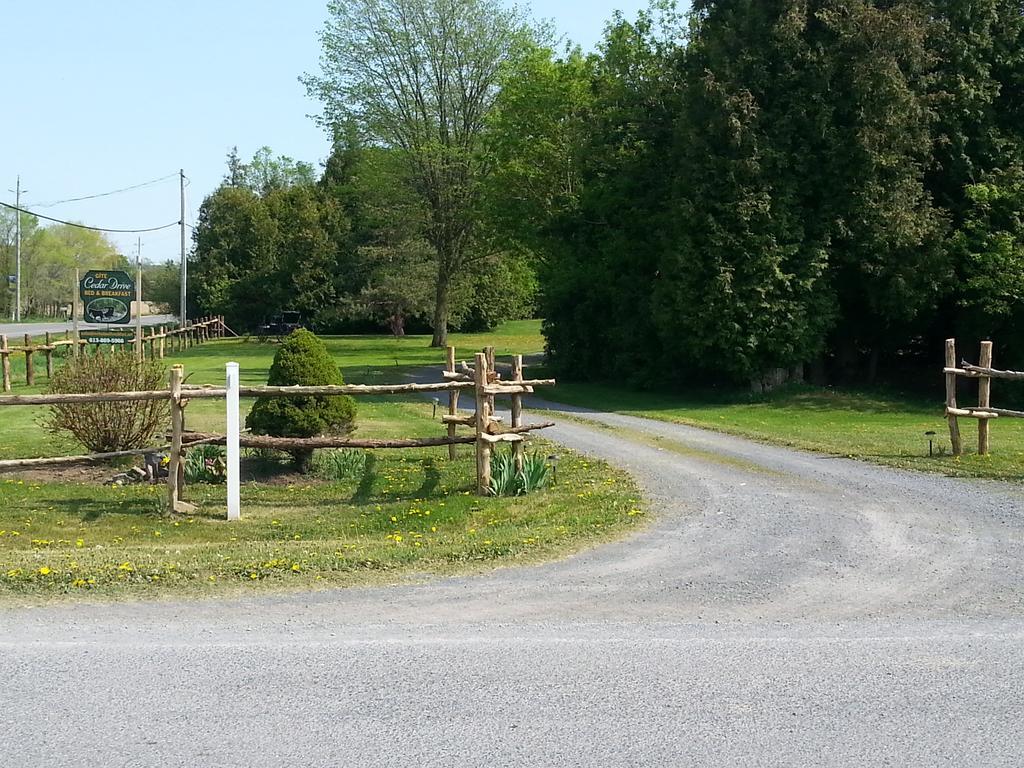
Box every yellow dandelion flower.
[38,566,51,575]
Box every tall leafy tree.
[27,224,124,317]
[302,0,537,346]
[925,0,1024,362]
[659,0,836,384]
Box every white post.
[226,361,241,521]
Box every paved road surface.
[0,314,177,337]
[2,404,1023,766]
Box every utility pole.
[9,176,27,322]
[179,169,187,325]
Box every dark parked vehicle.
[256,311,304,342]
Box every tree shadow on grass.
[413,458,440,499]
[350,452,378,504]
[345,454,447,506]
[30,493,195,523]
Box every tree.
[191,149,351,332]
[302,0,537,346]
[950,166,1024,368]
[246,329,357,472]
[224,146,317,194]
[11,222,124,318]
[510,9,685,380]
[142,260,181,312]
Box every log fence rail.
[0,345,555,516]
[0,316,228,392]
[943,338,1024,456]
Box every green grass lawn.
[5,318,1021,482]
[176,318,545,386]
[0,429,643,603]
[1,320,653,602]
[5,318,1022,602]
[533,378,1024,482]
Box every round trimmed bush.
[245,329,356,472]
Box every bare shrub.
[44,349,169,453]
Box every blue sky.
[0,0,661,261]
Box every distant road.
[0,314,178,337]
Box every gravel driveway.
[2,401,1023,766]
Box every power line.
[31,173,180,208]
[0,201,180,234]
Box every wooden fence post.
[484,345,496,415]
[24,334,34,387]
[1,335,10,392]
[447,345,459,460]
[474,351,491,495]
[44,332,54,378]
[979,341,993,455]
[945,338,963,456]
[158,326,166,359]
[511,354,525,473]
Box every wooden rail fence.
[0,346,555,516]
[943,338,1024,456]
[0,316,228,392]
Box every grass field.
[0,430,642,603]
[4,319,1023,601]
[0,320,648,602]
[5,319,1022,481]
[533,377,1024,482]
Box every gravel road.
[2,402,1023,766]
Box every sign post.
[226,362,241,521]
[72,269,80,358]
[135,264,143,362]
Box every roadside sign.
[80,270,134,325]
[83,330,134,345]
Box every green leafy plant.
[488,450,550,496]
[246,329,357,473]
[488,450,520,497]
[311,448,367,481]
[185,444,227,484]
[519,451,550,493]
[44,350,169,453]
